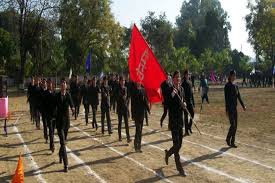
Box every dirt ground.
[0,86,275,183]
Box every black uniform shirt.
[224,81,245,112]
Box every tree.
[0,28,16,74]
[0,0,59,83]
[59,0,125,75]
[246,0,275,74]
[175,0,231,57]
[140,12,174,68]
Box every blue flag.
[85,51,91,74]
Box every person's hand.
[171,88,177,98]
[181,102,187,109]
[243,106,247,111]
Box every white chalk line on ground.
[16,113,105,183]
[53,136,106,183]
[119,130,251,183]
[84,109,275,171]
[12,115,47,183]
[71,123,174,183]
[159,113,275,152]
[77,115,251,182]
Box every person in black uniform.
[56,78,75,172]
[131,82,150,153]
[182,69,195,136]
[33,76,42,129]
[40,78,49,143]
[88,76,100,129]
[109,74,115,112]
[224,70,246,148]
[44,79,57,152]
[27,76,35,122]
[117,76,131,143]
[80,76,89,125]
[101,76,112,135]
[165,70,187,176]
[160,74,172,127]
[70,74,80,120]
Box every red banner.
[128,24,167,103]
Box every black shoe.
[64,166,68,173]
[226,138,231,147]
[165,150,169,165]
[231,144,238,148]
[178,169,186,177]
[184,132,190,136]
[189,128,193,134]
[51,147,55,153]
[127,139,132,143]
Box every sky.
[111,0,255,58]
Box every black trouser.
[145,110,148,126]
[118,110,130,140]
[226,109,238,145]
[202,94,209,104]
[41,112,48,141]
[101,108,112,134]
[134,118,144,151]
[46,116,55,150]
[29,101,34,122]
[110,96,116,112]
[34,105,40,129]
[58,128,68,168]
[160,104,168,123]
[167,126,184,172]
[84,104,89,125]
[91,104,98,128]
[72,97,79,119]
[184,105,194,133]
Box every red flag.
[128,24,167,103]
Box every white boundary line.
[149,123,275,171]
[119,131,251,183]
[158,113,275,152]
[85,118,251,183]
[53,136,106,183]
[12,115,47,183]
[71,124,174,183]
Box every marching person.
[182,70,195,136]
[56,78,75,172]
[101,76,112,135]
[33,76,42,129]
[131,82,150,153]
[69,74,80,120]
[27,76,35,123]
[117,76,131,143]
[109,74,118,113]
[44,79,57,152]
[160,74,172,127]
[165,70,187,176]
[88,76,100,129]
[199,73,209,105]
[80,76,89,125]
[40,78,49,143]
[224,70,246,148]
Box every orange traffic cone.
[12,154,24,183]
